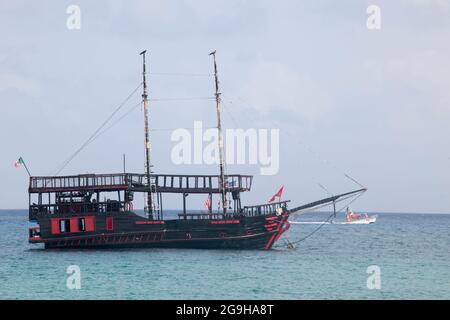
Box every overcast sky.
[1,0,449,213]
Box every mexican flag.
[14,157,24,168]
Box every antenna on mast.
[140,49,154,219]
[209,50,227,214]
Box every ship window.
[78,218,86,231]
[59,219,71,233]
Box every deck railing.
[128,173,252,193]
[29,174,129,193]
[29,173,253,194]
[29,201,124,216]
[242,200,290,216]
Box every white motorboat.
[332,208,377,224]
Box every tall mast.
[140,50,153,219]
[209,50,227,214]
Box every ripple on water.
[0,211,449,299]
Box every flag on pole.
[204,197,212,211]
[14,157,25,168]
[14,156,31,177]
[269,186,284,203]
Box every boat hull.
[30,210,290,250]
[332,216,377,225]
[42,231,276,250]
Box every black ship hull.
[43,231,277,250]
[30,210,291,250]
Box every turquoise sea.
[0,210,449,299]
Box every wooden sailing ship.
[27,51,365,249]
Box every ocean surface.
[0,210,449,300]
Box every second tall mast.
[209,50,227,214]
[140,50,153,219]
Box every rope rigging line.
[221,94,366,189]
[93,97,217,138]
[94,106,217,137]
[221,95,368,247]
[51,82,143,176]
[89,101,142,144]
[51,94,217,175]
[149,97,215,102]
[150,127,216,132]
[221,100,241,129]
[287,191,365,246]
[51,92,216,176]
[289,189,366,218]
[148,72,213,77]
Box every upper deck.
[28,173,253,194]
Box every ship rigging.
[25,50,367,250]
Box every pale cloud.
[408,0,450,10]
[232,57,331,122]
[0,73,41,96]
[0,0,449,213]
